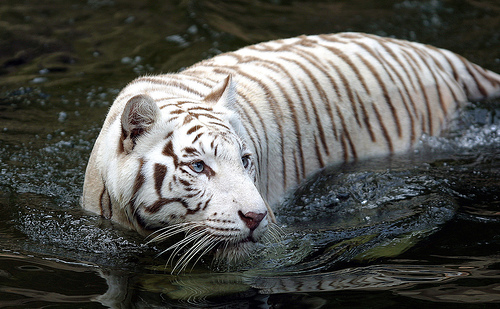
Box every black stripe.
[188,106,213,112]
[411,48,448,118]
[243,57,311,123]
[131,77,204,98]
[207,121,231,132]
[175,71,215,88]
[192,132,203,143]
[340,132,348,162]
[283,56,339,141]
[129,158,145,227]
[162,141,179,168]
[337,108,358,160]
[132,158,146,197]
[400,51,433,135]
[425,52,463,105]
[182,114,194,125]
[225,92,263,180]
[182,146,199,157]
[305,86,331,156]
[326,60,362,127]
[187,125,203,135]
[293,150,301,185]
[425,45,474,99]
[318,34,344,43]
[372,104,393,153]
[146,198,189,214]
[460,57,489,98]
[268,74,306,181]
[238,104,266,195]
[357,53,403,138]
[378,42,421,118]
[355,91,377,143]
[357,41,416,143]
[99,186,112,219]
[324,45,372,95]
[313,135,325,168]
[153,163,168,197]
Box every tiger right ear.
[121,94,160,154]
[203,75,236,109]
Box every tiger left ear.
[203,75,236,109]
[121,94,160,154]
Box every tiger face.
[113,77,272,269]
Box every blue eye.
[242,155,251,169]
[190,161,205,173]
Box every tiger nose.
[238,211,266,231]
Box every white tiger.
[82,32,500,270]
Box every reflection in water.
[1,253,498,307]
[35,254,495,307]
[0,253,104,307]
[249,264,468,294]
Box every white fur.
[82,33,500,267]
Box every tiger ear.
[205,75,246,136]
[203,75,236,109]
[121,94,160,154]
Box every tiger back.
[82,32,500,269]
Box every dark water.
[1,0,499,307]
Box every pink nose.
[238,211,266,231]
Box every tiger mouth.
[230,235,259,247]
[241,235,259,243]
[211,233,260,260]
[216,234,259,250]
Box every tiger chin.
[82,32,500,272]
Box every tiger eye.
[190,161,205,173]
[242,155,251,169]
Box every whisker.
[150,227,190,244]
[186,234,214,263]
[259,224,285,258]
[190,237,221,271]
[210,238,230,269]
[176,233,210,266]
[147,222,204,243]
[165,229,207,262]
[157,229,207,266]
[217,238,233,262]
[173,233,214,273]
[179,239,213,272]
[145,222,190,241]
[264,223,285,244]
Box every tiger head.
[107,76,275,270]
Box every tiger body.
[82,33,500,268]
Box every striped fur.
[82,32,500,269]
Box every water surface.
[1,0,499,307]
